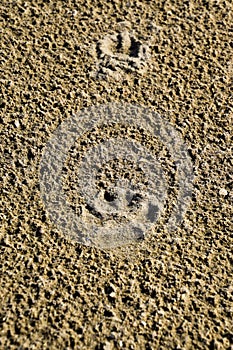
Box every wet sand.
[1,0,232,349]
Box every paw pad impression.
[94,30,151,79]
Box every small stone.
[219,188,228,196]
[14,119,20,128]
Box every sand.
[1,0,232,349]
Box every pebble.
[219,188,228,196]
[14,119,20,128]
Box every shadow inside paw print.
[95,30,151,79]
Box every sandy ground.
[1,0,233,349]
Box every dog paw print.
[94,30,151,80]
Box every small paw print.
[93,30,151,80]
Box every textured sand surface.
[1,0,233,349]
